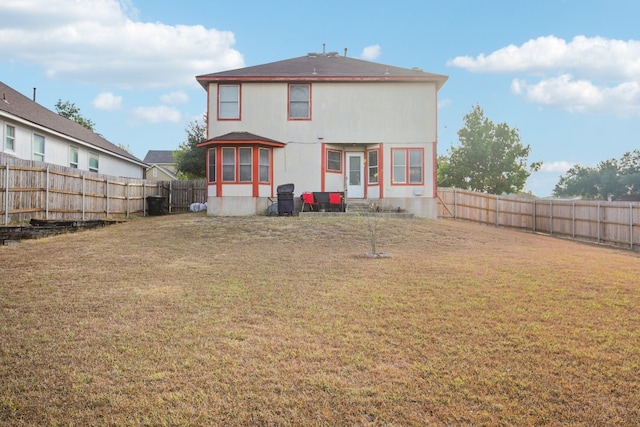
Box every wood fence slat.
[0,153,206,224]
[437,187,639,252]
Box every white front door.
[347,152,364,198]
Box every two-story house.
[1,81,146,178]
[143,150,178,180]
[196,51,447,218]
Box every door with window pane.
[347,153,364,198]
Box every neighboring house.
[0,81,146,178]
[196,51,448,218]
[143,150,178,180]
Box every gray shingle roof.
[198,131,285,147]
[143,150,176,164]
[196,53,448,89]
[0,81,144,165]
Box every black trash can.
[146,195,166,216]
[276,183,294,215]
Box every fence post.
[550,201,553,235]
[532,199,536,232]
[126,182,130,218]
[453,188,457,219]
[630,203,634,250]
[597,202,601,244]
[572,202,576,240]
[169,180,173,213]
[3,162,9,225]
[106,179,109,218]
[143,182,146,217]
[495,195,499,227]
[82,174,86,221]
[45,165,50,220]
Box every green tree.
[553,150,640,199]
[174,118,207,180]
[55,99,96,131]
[438,104,541,194]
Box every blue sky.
[2,0,639,196]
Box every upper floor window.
[218,84,240,120]
[392,148,423,184]
[289,84,310,120]
[326,149,342,172]
[368,149,379,184]
[33,134,45,162]
[69,146,79,168]
[89,153,99,173]
[5,124,15,152]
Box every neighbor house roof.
[0,81,145,166]
[196,52,448,89]
[147,163,178,180]
[143,150,176,164]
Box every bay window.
[222,147,236,181]
[238,147,252,182]
[259,148,269,182]
[208,148,216,183]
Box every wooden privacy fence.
[438,187,640,251]
[0,154,206,224]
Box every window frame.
[391,148,424,185]
[88,152,99,173]
[326,149,342,173]
[5,124,15,152]
[258,148,270,183]
[207,147,217,183]
[33,134,45,162]
[221,147,236,182]
[367,149,379,185]
[218,84,241,120]
[238,147,252,182]
[69,146,79,168]
[288,83,311,120]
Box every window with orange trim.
[208,148,216,183]
[288,84,310,120]
[392,148,423,184]
[326,149,342,172]
[367,149,379,184]
[218,84,240,120]
[213,146,272,184]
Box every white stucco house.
[196,51,448,218]
[1,81,146,178]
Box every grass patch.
[1,214,639,425]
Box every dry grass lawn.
[1,214,639,426]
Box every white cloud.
[360,45,381,60]
[438,98,453,109]
[448,35,640,117]
[540,161,574,173]
[92,92,122,111]
[133,105,181,124]
[0,0,244,89]
[161,91,189,105]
